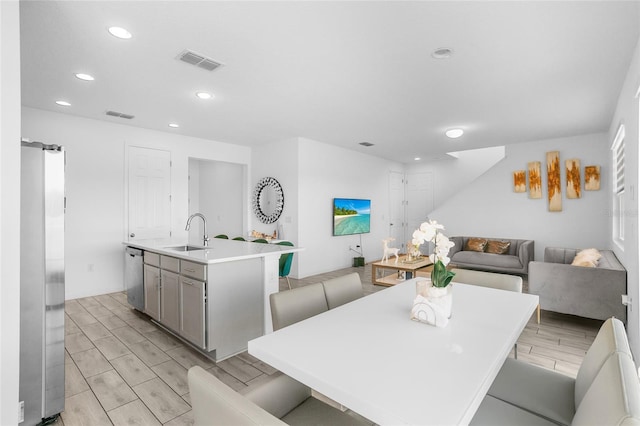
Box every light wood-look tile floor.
[54,264,601,425]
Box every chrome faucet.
[185,213,210,246]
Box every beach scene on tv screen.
[334,198,371,236]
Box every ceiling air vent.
[106,110,135,120]
[177,50,223,72]
[359,142,374,147]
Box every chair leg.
[286,276,291,290]
[537,304,541,324]
[514,343,518,360]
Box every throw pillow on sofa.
[571,248,602,267]
[486,240,511,254]
[465,238,488,252]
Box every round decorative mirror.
[252,177,284,224]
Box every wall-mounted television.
[333,198,371,236]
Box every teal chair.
[214,234,228,239]
[277,241,294,289]
[253,238,268,244]
[232,236,246,241]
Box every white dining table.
[248,279,539,426]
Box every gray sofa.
[529,247,627,322]
[449,236,534,275]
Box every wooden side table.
[371,256,433,286]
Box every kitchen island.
[124,238,301,361]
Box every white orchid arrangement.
[412,220,456,288]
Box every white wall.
[405,146,505,210]
[188,159,246,240]
[251,138,300,273]
[0,2,21,423]
[251,137,405,278]
[430,133,612,261]
[297,138,404,277]
[22,107,251,299]
[609,33,640,358]
[188,158,201,241]
[251,138,299,240]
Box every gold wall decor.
[546,151,562,212]
[528,161,542,199]
[513,170,526,193]
[565,158,581,199]
[585,165,601,191]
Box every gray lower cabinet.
[160,270,180,332]
[142,251,207,349]
[180,276,206,349]
[143,264,160,321]
[139,249,264,361]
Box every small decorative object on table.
[406,240,422,261]
[381,237,400,263]
[250,229,277,241]
[410,220,456,327]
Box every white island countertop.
[124,238,302,265]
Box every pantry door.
[128,146,172,240]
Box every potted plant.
[410,220,456,326]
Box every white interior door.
[406,172,434,246]
[388,171,406,252]
[128,146,171,240]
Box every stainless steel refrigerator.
[20,140,65,425]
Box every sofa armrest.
[518,240,534,273]
[449,236,464,257]
[529,261,627,321]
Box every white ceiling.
[20,1,640,163]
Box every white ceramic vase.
[411,279,453,327]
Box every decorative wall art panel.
[585,165,601,191]
[565,158,581,199]
[513,170,526,193]
[546,151,562,212]
[528,161,542,199]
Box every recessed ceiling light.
[414,157,421,161]
[432,47,453,59]
[75,73,94,81]
[108,26,132,39]
[445,128,464,139]
[196,92,213,100]
[168,123,179,128]
[55,100,71,107]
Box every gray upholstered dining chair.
[451,268,524,357]
[269,283,328,331]
[451,267,541,323]
[451,268,523,292]
[321,272,364,309]
[188,366,370,426]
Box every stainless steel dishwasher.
[125,246,144,311]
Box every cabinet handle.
[183,268,195,273]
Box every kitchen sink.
[165,245,205,252]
